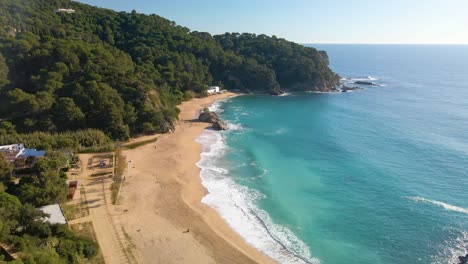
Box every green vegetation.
[215,33,340,92]
[122,137,158,150]
[69,222,104,264]
[61,198,89,222]
[0,153,99,263]
[0,129,113,152]
[0,0,338,142]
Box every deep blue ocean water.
[196,45,468,264]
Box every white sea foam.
[263,127,288,136]
[196,129,320,264]
[227,122,244,131]
[348,76,379,81]
[305,90,340,94]
[407,197,468,263]
[208,101,224,113]
[275,128,288,135]
[432,231,468,264]
[406,196,468,214]
[208,98,232,113]
[279,92,292,97]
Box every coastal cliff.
[215,33,340,94]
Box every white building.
[38,204,67,224]
[55,8,76,13]
[0,143,45,161]
[207,86,220,95]
[0,143,25,154]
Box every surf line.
[405,196,468,215]
[248,208,317,264]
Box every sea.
[196,45,468,264]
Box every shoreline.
[196,98,317,264]
[114,93,274,264]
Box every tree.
[16,157,68,206]
[54,98,86,130]
[0,153,13,185]
[0,53,8,88]
[0,121,17,135]
[0,185,22,238]
[18,203,46,233]
[8,89,40,113]
[36,91,55,111]
[23,250,64,264]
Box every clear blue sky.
[76,0,468,44]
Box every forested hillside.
[0,152,99,263]
[0,0,339,140]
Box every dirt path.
[77,154,134,264]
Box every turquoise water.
[197,45,468,264]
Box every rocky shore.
[198,108,228,130]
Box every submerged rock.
[458,254,468,264]
[354,80,377,86]
[341,85,364,92]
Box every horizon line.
[302,43,468,45]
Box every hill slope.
[0,0,339,140]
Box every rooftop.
[37,204,67,225]
[55,8,76,13]
[0,143,45,160]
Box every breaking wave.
[341,75,379,81]
[406,196,468,215]
[196,129,320,264]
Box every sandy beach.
[112,93,274,264]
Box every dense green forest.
[0,0,339,141]
[0,153,99,263]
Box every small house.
[207,86,220,95]
[0,143,45,163]
[0,143,25,161]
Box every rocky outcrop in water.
[341,85,364,92]
[458,254,468,264]
[354,80,377,86]
[212,120,228,130]
[198,108,228,130]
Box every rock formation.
[198,108,228,130]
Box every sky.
[76,0,468,44]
